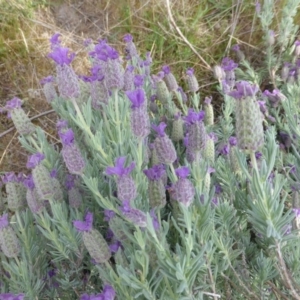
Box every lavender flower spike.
[48,43,80,99]
[59,128,86,175]
[228,81,259,100]
[106,157,137,202]
[73,212,93,232]
[144,165,166,208]
[172,166,195,207]
[120,201,147,227]
[4,97,35,135]
[152,122,177,164]
[74,212,111,264]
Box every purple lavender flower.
[23,174,35,190]
[215,184,222,194]
[124,33,138,59]
[48,44,80,98]
[80,293,102,300]
[40,75,55,85]
[41,76,57,103]
[1,172,17,184]
[172,167,195,207]
[106,157,135,177]
[102,285,116,300]
[184,109,206,151]
[232,44,240,52]
[175,166,190,178]
[26,153,45,169]
[186,68,199,92]
[177,86,187,102]
[143,164,166,181]
[293,208,300,217]
[134,75,144,88]
[5,98,22,110]
[123,65,135,91]
[152,122,167,137]
[109,240,122,253]
[228,81,259,99]
[4,97,35,135]
[184,109,205,124]
[162,65,178,91]
[48,46,75,66]
[126,89,146,109]
[90,40,124,90]
[255,151,262,160]
[59,128,86,175]
[0,293,24,300]
[229,136,237,146]
[258,101,267,114]
[144,165,166,208]
[56,119,68,131]
[59,128,75,145]
[263,89,284,108]
[50,33,61,49]
[106,157,136,202]
[120,200,147,227]
[152,123,177,164]
[0,214,20,257]
[221,57,238,71]
[73,212,93,232]
[0,214,9,229]
[104,210,116,222]
[219,143,229,155]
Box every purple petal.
[162,65,170,75]
[5,97,22,110]
[0,214,9,229]
[175,166,190,178]
[103,285,115,300]
[26,153,45,169]
[152,122,167,137]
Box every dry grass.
[0,0,270,174]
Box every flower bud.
[144,165,166,208]
[184,109,207,151]
[204,97,214,126]
[59,129,86,175]
[0,214,20,258]
[186,68,199,92]
[108,215,128,243]
[106,157,137,202]
[213,65,226,81]
[154,74,171,105]
[162,65,178,92]
[120,201,147,227]
[171,113,184,142]
[82,229,111,263]
[56,64,80,99]
[41,76,57,103]
[153,123,177,165]
[4,98,35,136]
[4,176,26,212]
[123,65,135,91]
[91,79,109,109]
[172,167,195,207]
[202,134,215,164]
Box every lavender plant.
[2,5,300,298]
